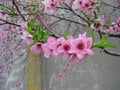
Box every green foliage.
[27,20,51,43]
[94,4,100,12]
[0,5,4,10]
[11,6,15,17]
[105,21,111,27]
[93,35,116,48]
[27,19,35,33]
[64,29,68,40]
[34,5,39,12]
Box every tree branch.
[12,0,26,21]
[0,18,21,27]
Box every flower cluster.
[74,0,96,13]
[107,17,120,34]
[29,33,93,61]
[42,0,98,14]
[42,0,63,14]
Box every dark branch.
[0,18,21,27]
[12,0,26,21]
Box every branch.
[0,18,21,27]
[101,30,120,38]
[12,0,26,21]
[103,2,120,9]
[98,31,120,57]
[47,14,86,26]
[63,3,88,22]
[101,48,120,56]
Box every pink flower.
[58,73,65,80]
[42,36,58,58]
[107,17,120,34]
[21,31,33,44]
[82,0,91,8]
[74,0,83,9]
[21,21,27,31]
[30,42,42,54]
[91,17,105,31]
[42,0,58,14]
[57,36,73,57]
[69,32,93,60]
[74,0,94,13]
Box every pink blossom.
[57,36,73,57]
[91,17,105,31]
[42,0,58,14]
[74,0,83,9]
[58,73,65,80]
[82,0,91,9]
[30,42,42,54]
[42,36,58,58]
[74,0,94,13]
[21,31,33,44]
[69,32,93,60]
[42,0,63,14]
[107,17,120,34]
[107,23,120,34]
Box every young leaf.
[64,29,68,40]
[93,34,116,48]
[105,22,111,27]
[42,29,51,41]
[93,42,116,48]
[11,6,15,17]
[27,20,34,33]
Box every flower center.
[79,1,82,5]
[85,3,90,7]
[77,43,84,50]
[37,43,41,48]
[64,45,70,51]
[51,2,56,7]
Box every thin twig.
[0,18,21,27]
[12,0,26,21]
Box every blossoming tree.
[0,0,120,89]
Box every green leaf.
[86,26,95,42]
[11,6,15,17]
[34,5,39,12]
[94,4,100,12]
[100,34,109,43]
[0,4,4,10]
[27,20,34,33]
[93,42,116,48]
[64,29,68,40]
[41,29,51,41]
[105,22,111,27]
[93,35,116,48]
